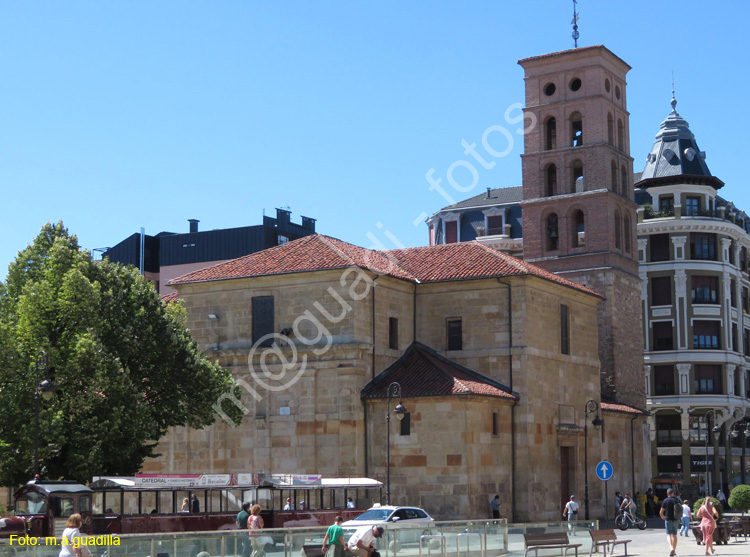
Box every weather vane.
[571,0,580,48]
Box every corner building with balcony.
[636,96,750,496]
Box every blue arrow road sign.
[596,461,614,481]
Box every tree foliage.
[0,222,242,485]
[728,485,750,514]
[693,497,724,521]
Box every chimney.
[276,208,291,226]
[302,216,317,232]
[486,187,491,199]
[188,219,199,233]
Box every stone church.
[144,44,651,522]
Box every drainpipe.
[363,402,369,478]
[497,279,516,522]
[371,277,378,380]
[413,283,417,343]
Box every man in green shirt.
[237,502,251,557]
[322,516,345,557]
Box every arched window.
[572,210,585,247]
[545,164,557,197]
[547,214,559,251]
[617,119,624,150]
[607,113,614,145]
[621,166,628,196]
[624,214,632,254]
[571,161,583,193]
[545,117,557,150]
[611,161,618,192]
[615,210,622,250]
[571,112,583,147]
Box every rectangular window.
[688,197,704,216]
[445,221,458,244]
[659,196,674,215]
[655,414,682,446]
[694,364,722,394]
[252,296,275,347]
[492,412,499,436]
[691,276,719,304]
[560,305,570,355]
[693,320,720,349]
[732,324,738,352]
[388,317,398,350]
[277,235,289,245]
[651,276,672,306]
[745,329,750,355]
[691,233,716,260]
[486,215,503,236]
[653,321,674,351]
[742,247,748,273]
[399,412,411,436]
[650,234,670,262]
[731,279,737,308]
[447,318,462,351]
[654,365,675,396]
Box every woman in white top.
[59,514,90,557]
[680,499,693,537]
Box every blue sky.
[1,1,747,274]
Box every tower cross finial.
[571,0,580,48]
[671,71,677,111]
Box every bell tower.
[518,46,645,408]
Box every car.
[342,505,435,547]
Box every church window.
[651,276,672,306]
[611,162,618,192]
[545,164,557,197]
[399,412,411,436]
[615,211,622,250]
[569,78,582,91]
[605,78,611,93]
[607,113,614,145]
[252,296,275,347]
[546,214,558,251]
[447,318,462,351]
[571,113,583,147]
[492,412,499,436]
[389,317,399,349]
[560,305,570,355]
[621,166,628,196]
[615,85,621,100]
[572,210,584,248]
[652,321,674,351]
[624,214,632,253]
[545,117,557,150]
[617,119,624,150]
[571,162,583,193]
[544,83,556,96]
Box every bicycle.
[615,511,647,530]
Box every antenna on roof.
[571,0,580,48]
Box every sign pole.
[605,480,609,527]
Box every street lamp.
[385,381,407,505]
[730,422,750,485]
[583,399,603,521]
[33,351,57,477]
[702,410,721,498]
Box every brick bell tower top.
[516,45,644,408]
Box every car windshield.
[351,508,392,521]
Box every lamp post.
[385,381,407,505]
[583,399,603,521]
[730,422,750,485]
[33,351,57,477]
[702,410,721,498]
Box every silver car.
[342,505,435,547]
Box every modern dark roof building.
[102,209,316,294]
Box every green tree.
[0,222,243,485]
[728,485,750,514]
[693,497,724,521]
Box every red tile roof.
[601,401,647,415]
[167,234,601,298]
[361,342,517,400]
[161,292,179,304]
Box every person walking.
[491,495,500,519]
[248,504,266,557]
[562,495,579,535]
[659,488,681,556]
[679,499,693,537]
[59,514,91,557]
[322,516,346,557]
[697,497,719,555]
[614,492,623,517]
[236,502,251,557]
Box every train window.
[158,491,171,513]
[79,495,91,512]
[53,497,75,518]
[15,492,47,514]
